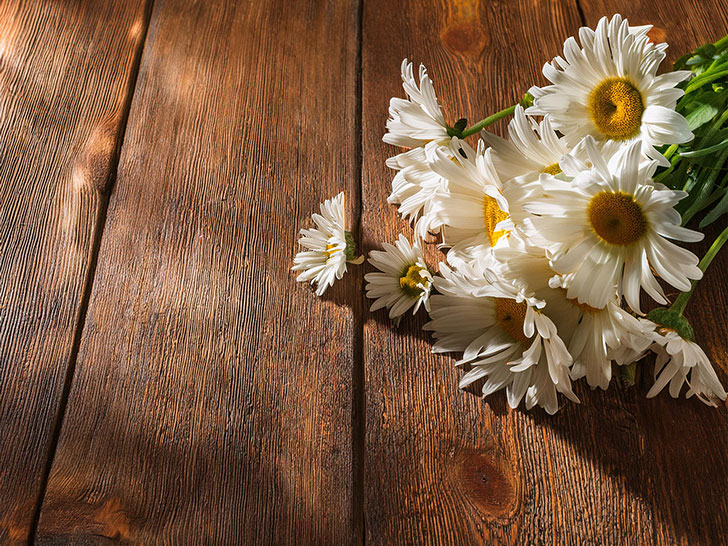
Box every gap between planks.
[353,0,366,544]
[26,0,157,542]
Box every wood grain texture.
[0,1,148,542]
[362,0,728,545]
[34,0,362,543]
[577,2,728,541]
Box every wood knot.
[0,499,35,541]
[647,26,667,44]
[454,449,516,517]
[78,122,117,195]
[93,497,132,540]
[440,20,488,57]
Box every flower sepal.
[647,308,695,342]
[344,231,365,264]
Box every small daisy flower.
[383,59,450,149]
[525,137,703,313]
[527,14,692,166]
[429,138,512,267]
[647,326,727,406]
[424,263,578,415]
[292,192,364,296]
[365,235,433,326]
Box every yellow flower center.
[400,264,428,299]
[588,78,644,140]
[325,243,342,258]
[588,191,647,246]
[484,195,509,246]
[542,162,562,176]
[495,298,529,346]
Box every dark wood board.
[0,1,148,542]
[578,2,728,544]
[34,0,363,544]
[362,0,728,545]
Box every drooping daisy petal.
[567,297,650,390]
[429,138,511,266]
[383,60,452,238]
[292,192,364,296]
[484,106,570,181]
[386,142,447,238]
[646,326,727,406]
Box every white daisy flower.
[527,14,692,167]
[383,60,452,239]
[525,137,703,313]
[484,106,570,181]
[429,138,512,267]
[567,298,650,390]
[292,192,364,296]
[365,235,433,325]
[546,269,654,383]
[647,327,727,406]
[424,263,578,415]
[386,142,447,239]
[383,59,450,148]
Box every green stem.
[669,224,728,315]
[714,34,728,51]
[654,144,680,184]
[460,104,518,138]
[662,144,679,162]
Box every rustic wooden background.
[0,0,726,544]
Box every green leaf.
[685,103,720,131]
[447,118,467,138]
[699,188,728,227]
[674,53,692,71]
[680,137,728,158]
[682,90,727,131]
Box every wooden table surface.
[0,0,726,544]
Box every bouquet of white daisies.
[293,15,728,414]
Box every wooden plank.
[34,0,362,543]
[0,2,149,542]
[579,3,728,545]
[362,0,728,544]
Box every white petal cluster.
[292,192,363,296]
[527,14,692,167]
[647,327,727,406]
[383,59,452,240]
[377,16,726,413]
[365,235,432,326]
